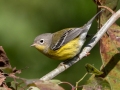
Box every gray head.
[31,33,52,53]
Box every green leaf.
[27,86,40,90]
[83,77,111,90]
[85,63,103,75]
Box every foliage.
[0,0,120,90]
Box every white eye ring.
[39,39,44,44]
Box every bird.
[31,10,103,60]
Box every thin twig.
[98,6,115,14]
[75,73,88,90]
[40,9,120,81]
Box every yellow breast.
[47,37,81,60]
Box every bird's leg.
[85,52,90,56]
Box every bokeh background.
[0,0,120,89]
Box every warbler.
[31,10,103,60]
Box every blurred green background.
[0,0,120,89]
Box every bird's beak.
[31,43,36,47]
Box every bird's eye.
[39,39,44,44]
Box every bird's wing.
[50,28,84,50]
[50,10,104,50]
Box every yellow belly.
[47,37,81,60]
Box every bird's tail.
[83,9,104,32]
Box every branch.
[40,9,120,81]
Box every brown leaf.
[0,46,11,69]
[107,24,120,49]
[0,72,6,86]
[98,0,120,90]
[100,24,120,90]
[3,84,12,90]
[85,0,120,90]
[33,80,64,90]
[12,67,21,74]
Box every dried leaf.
[0,72,6,85]
[0,46,11,69]
[85,0,120,90]
[3,84,12,90]
[83,77,111,90]
[98,0,120,90]
[27,80,64,90]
